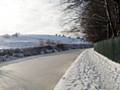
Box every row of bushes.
[94,37,120,63]
[0,44,92,62]
[0,45,64,57]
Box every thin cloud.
[0,0,62,35]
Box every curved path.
[0,49,83,90]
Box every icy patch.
[54,49,120,90]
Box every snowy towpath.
[0,49,84,90]
[55,49,120,90]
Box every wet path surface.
[0,49,83,90]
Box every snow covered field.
[0,35,89,49]
[54,49,120,90]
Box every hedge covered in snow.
[0,44,92,62]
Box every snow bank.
[54,49,120,90]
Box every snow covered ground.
[54,49,120,90]
[0,35,90,49]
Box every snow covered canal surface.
[54,49,120,90]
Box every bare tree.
[61,0,120,42]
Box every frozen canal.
[0,49,83,90]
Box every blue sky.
[0,0,62,35]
